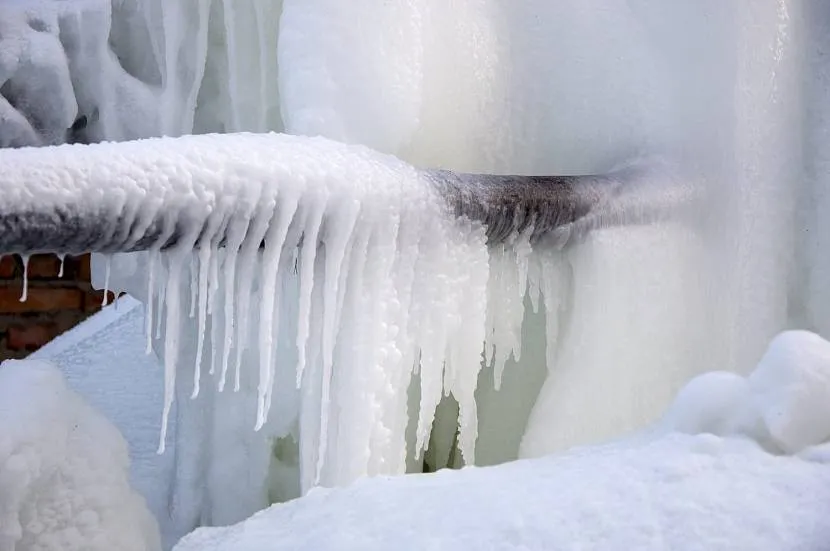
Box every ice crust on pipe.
[0,359,161,551]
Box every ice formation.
[2,0,830,543]
[0,359,160,551]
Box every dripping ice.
[93,133,554,489]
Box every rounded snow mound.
[660,330,830,453]
[0,359,160,551]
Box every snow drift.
[0,359,160,551]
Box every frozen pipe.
[0,133,692,255]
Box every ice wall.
[0,0,284,146]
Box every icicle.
[208,251,221,377]
[158,250,188,454]
[189,256,198,318]
[145,250,158,355]
[155,264,166,339]
[295,200,327,387]
[314,200,360,474]
[179,0,213,133]
[218,220,248,392]
[539,250,566,371]
[19,255,29,302]
[218,201,261,392]
[57,254,65,278]
[191,246,212,399]
[233,202,275,393]
[101,255,112,307]
[255,193,300,430]
[208,247,220,316]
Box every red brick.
[61,255,83,280]
[26,254,63,279]
[84,290,117,312]
[7,322,59,352]
[77,254,92,282]
[0,256,17,279]
[0,287,84,314]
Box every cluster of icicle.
[53,133,563,490]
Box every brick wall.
[0,254,116,359]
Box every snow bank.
[173,330,830,551]
[659,330,830,455]
[174,434,830,551]
[0,359,160,551]
[31,296,180,548]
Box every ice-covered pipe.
[0,133,689,255]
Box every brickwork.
[0,254,115,359]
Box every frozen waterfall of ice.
[3,0,830,540]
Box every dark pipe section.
[0,172,627,256]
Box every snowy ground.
[31,296,180,548]
[0,357,160,551]
[6,307,830,550]
[175,434,830,551]
[172,331,830,550]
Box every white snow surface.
[174,435,830,551]
[30,295,180,548]
[0,358,160,551]
[173,329,830,551]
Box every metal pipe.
[0,134,689,255]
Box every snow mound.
[31,296,180,548]
[749,330,830,453]
[0,359,160,551]
[173,433,830,551]
[660,330,830,454]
